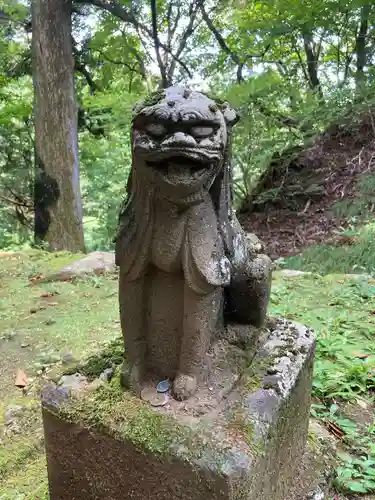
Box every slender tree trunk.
[31,0,85,252]
[302,32,323,97]
[355,4,371,92]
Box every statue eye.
[190,126,214,138]
[145,123,166,137]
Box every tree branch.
[72,37,101,93]
[198,0,243,81]
[150,0,168,87]
[167,1,199,82]
[95,48,143,77]
[198,1,271,83]
[74,0,192,79]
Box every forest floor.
[0,251,374,499]
[239,111,375,275]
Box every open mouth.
[146,155,211,181]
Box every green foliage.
[283,221,375,274]
[1,0,375,248]
[271,271,375,494]
[311,404,375,493]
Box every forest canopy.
[0,0,374,250]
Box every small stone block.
[41,319,315,500]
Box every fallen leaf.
[15,369,28,388]
[40,291,58,298]
[325,419,345,440]
[29,275,43,282]
[351,351,370,359]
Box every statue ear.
[222,105,240,127]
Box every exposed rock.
[32,251,116,284]
[61,353,76,365]
[279,269,313,277]
[4,405,24,425]
[58,373,88,393]
[99,367,115,382]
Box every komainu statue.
[115,86,272,401]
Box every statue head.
[130,86,239,205]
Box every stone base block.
[41,318,315,500]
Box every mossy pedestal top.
[42,317,315,500]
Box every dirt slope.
[238,113,375,257]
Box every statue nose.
[161,132,197,148]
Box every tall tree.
[31,0,85,252]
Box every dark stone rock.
[99,367,114,382]
[41,384,70,412]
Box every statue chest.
[150,208,187,272]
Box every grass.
[271,272,375,495]
[0,251,374,498]
[282,221,375,275]
[0,250,120,499]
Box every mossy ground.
[0,250,119,499]
[0,251,374,498]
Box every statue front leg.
[173,285,221,401]
[119,275,147,395]
[228,254,273,327]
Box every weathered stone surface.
[4,405,24,425]
[42,318,315,500]
[34,251,116,283]
[278,269,313,277]
[115,86,272,401]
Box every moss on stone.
[59,370,189,457]
[64,336,124,379]
[135,89,166,111]
[201,91,226,106]
[227,406,255,443]
[54,367,239,474]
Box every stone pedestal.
[41,318,315,500]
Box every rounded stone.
[4,405,24,425]
[61,352,75,365]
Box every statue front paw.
[173,373,197,401]
[120,362,144,396]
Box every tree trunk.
[31,0,85,252]
[355,4,371,92]
[302,32,323,97]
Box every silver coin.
[140,387,156,402]
[156,379,171,393]
[149,392,169,407]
